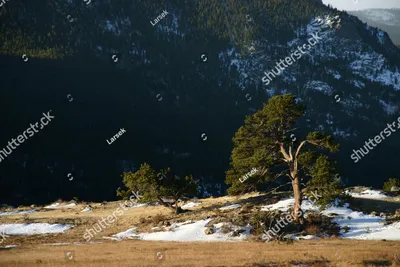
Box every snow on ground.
[357,222,400,240]
[105,219,251,242]
[323,203,387,239]
[261,198,319,212]
[81,206,92,212]
[44,203,60,209]
[0,245,17,249]
[219,204,241,210]
[346,189,389,199]
[0,209,36,216]
[181,202,201,209]
[103,227,140,241]
[0,223,73,235]
[44,203,77,209]
[261,196,400,240]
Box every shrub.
[151,214,166,225]
[382,178,400,192]
[116,163,198,214]
[220,223,231,234]
[250,210,302,241]
[304,155,345,209]
[305,224,319,235]
[305,212,340,236]
[249,210,281,236]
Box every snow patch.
[181,202,201,209]
[0,209,36,216]
[44,203,76,209]
[219,204,241,210]
[109,219,251,242]
[261,196,400,240]
[346,189,389,199]
[0,223,73,235]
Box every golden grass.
[1,239,399,267]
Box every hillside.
[1,0,400,206]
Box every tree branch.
[276,142,291,162]
[157,196,174,209]
[295,140,307,159]
[289,145,293,161]
[264,181,292,196]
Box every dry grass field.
[0,192,399,266]
[1,239,399,267]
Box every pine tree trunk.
[291,171,304,224]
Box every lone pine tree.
[225,94,341,224]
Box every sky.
[322,0,400,11]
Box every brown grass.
[1,239,399,267]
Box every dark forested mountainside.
[0,0,400,205]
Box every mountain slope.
[0,0,400,204]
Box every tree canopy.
[225,94,343,222]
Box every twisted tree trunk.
[278,141,306,224]
[291,170,303,224]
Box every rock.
[204,227,214,235]
[380,212,386,218]
[232,229,245,237]
[391,186,400,192]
